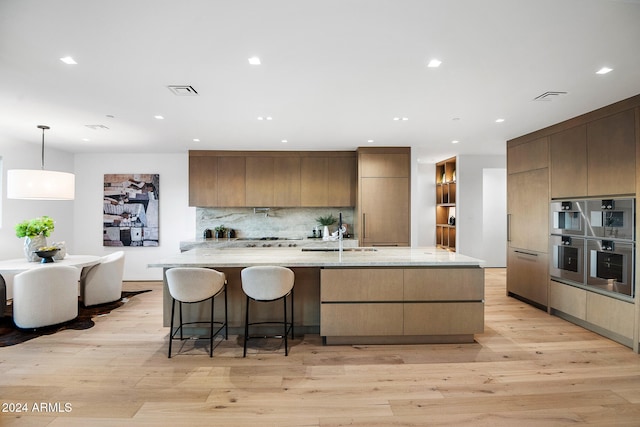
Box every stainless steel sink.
[301,247,377,252]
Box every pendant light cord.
[37,125,50,170]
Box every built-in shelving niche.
[435,157,456,251]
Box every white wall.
[412,157,436,247]
[457,155,506,266]
[482,168,507,267]
[73,152,194,280]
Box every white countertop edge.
[148,246,485,269]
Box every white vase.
[322,225,330,241]
[24,234,47,262]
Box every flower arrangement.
[15,216,55,238]
[316,214,337,226]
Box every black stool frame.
[168,284,228,358]
[243,288,294,357]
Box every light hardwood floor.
[1,268,640,426]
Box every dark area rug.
[0,290,151,347]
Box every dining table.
[0,254,101,317]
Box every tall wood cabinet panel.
[587,109,636,196]
[357,147,411,247]
[360,177,410,246]
[506,137,549,307]
[507,167,549,253]
[550,125,587,198]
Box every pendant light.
[7,125,75,200]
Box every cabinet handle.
[514,250,538,257]
[362,213,366,239]
[507,214,511,242]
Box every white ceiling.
[1,0,639,163]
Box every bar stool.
[241,266,295,357]
[166,267,228,358]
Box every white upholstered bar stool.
[165,267,228,358]
[241,266,295,357]
[13,265,79,329]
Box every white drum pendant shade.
[6,124,75,200]
[7,169,75,200]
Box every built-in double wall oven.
[550,197,635,300]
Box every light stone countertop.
[179,237,359,252]
[148,246,484,269]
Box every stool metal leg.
[168,298,176,358]
[283,295,288,356]
[209,296,214,357]
[243,295,250,357]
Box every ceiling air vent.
[167,85,199,96]
[84,124,110,130]
[533,91,568,101]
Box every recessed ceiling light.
[367,139,374,143]
[452,140,459,144]
[393,117,409,121]
[495,118,505,123]
[193,138,200,142]
[60,56,77,65]
[248,57,261,65]
[427,59,442,68]
[257,116,273,121]
[596,67,613,75]
[281,139,288,143]
[82,138,90,142]
[154,115,164,120]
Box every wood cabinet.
[246,156,302,207]
[507,248,548,308]
[189,151,355,207]
[217,156,246,206]
[189,154,218,207]
[435,157,456,251]
[507,167,549,253]
[550,280,634,346]
[245,157,274,206]
[300,155,356,207]
[357,147,411,247]
[274,156,301,206]
[506,137,549,307]
[550,109,636,198]
[320,267,484,344]
[550,125,587,198]
[586,109,636,196]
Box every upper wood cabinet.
[245,156,302,207]
[357,147,411,247]
[586,109,636,196]
[274,156,302,206]
[550,125,587,198]
[507,136,548,174]
[189,154,218,207]
[550,109,636,198]
[189,151,355,207]
[301,155,357,207]
[217,156,246,207]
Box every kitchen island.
[149,246,485,345]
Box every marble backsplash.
[196,207,355,239]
